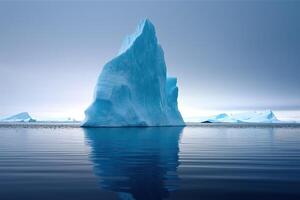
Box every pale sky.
[0,1,299,120]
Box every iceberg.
[202,110,280,123]
[1,112,36,122]
[202,113,239,123]
[82,19,184,127]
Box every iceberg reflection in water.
[84,127,183,200]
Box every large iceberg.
[202,110,280,123]
[1,112,36,122]
[82,19,184,127]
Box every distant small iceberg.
[201,110,279,123]
[1,112,36,122]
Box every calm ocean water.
[0,125,300,200]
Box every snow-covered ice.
[82,19,184,127]
[202,110,280,123]
[1,112,36,122]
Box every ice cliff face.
[202,110,279,123]
[1,112,36,122]
[82,19,184,127]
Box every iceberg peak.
[138,18,155,33]
[118,18,157,55]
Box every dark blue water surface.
[1,126,300,200]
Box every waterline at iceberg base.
[82,19,184,127]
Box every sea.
[0,123,300,200]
